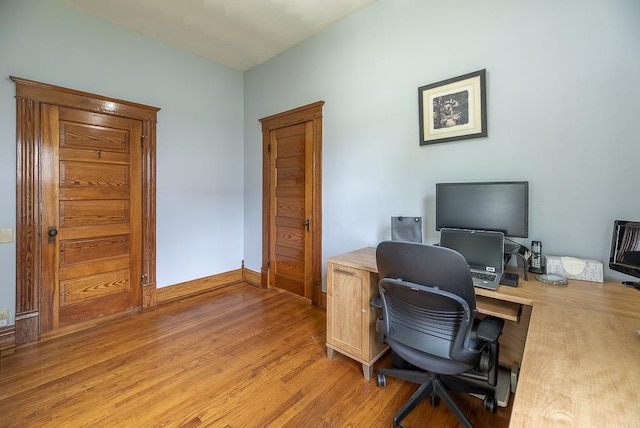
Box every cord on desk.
[622,281,640,290]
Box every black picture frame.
[418,69,487,146]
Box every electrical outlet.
[0,310,9,327]
[0,228,14,243]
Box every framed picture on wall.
[418,69,487,146]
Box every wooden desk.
[326,247,640,427]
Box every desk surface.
[327,247,640,427]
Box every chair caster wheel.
[430,395,440,407]
[483,396,497,413]
[377,373,387,387]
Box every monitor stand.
[503,243,528,281]
[504,242,520,254]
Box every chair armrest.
[476,316,504,343]
[370,295,382,309]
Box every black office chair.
[374,241,504,428]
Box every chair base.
[468,366,512,408]
[378,367,498,428]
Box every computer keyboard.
[471,271,497,281]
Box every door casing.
[12,76,159,344]
[260,101,324,306]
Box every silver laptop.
[439,228,505,290]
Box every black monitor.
[435,181,529,238]
[609,220,640,288]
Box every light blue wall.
[244,0,640,286]
[1,0,639,325]
[0,0,244,324]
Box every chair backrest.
[376,240,479,365]
[391,216,423,243]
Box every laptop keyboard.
[471,271,497,281]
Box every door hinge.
[141,273,148,285]
[267,144,271,153]
[267,260,271,268]
[141,135,146,146]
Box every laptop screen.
[440,228,504,272]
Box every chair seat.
[387,337,474,375]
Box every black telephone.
[529,240,545,273]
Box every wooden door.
[260,102,323,305]
[13,76,158,345]
[40,105,142,330]
[268,122,312,297]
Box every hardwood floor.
[0,283,512,427]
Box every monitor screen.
[609,220,640,281]
[436,181,529,238]
[439,228,504,271]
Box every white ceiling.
[61,0,378,71]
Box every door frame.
[12,77,160,344]
[260,101,324,306]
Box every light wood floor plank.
[0,283,512,427]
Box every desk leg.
[327,346,335,360]
[362,363,373,381]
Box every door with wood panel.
[40,105,142,330]
[268,122,313,297]
[261,102,323,305]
